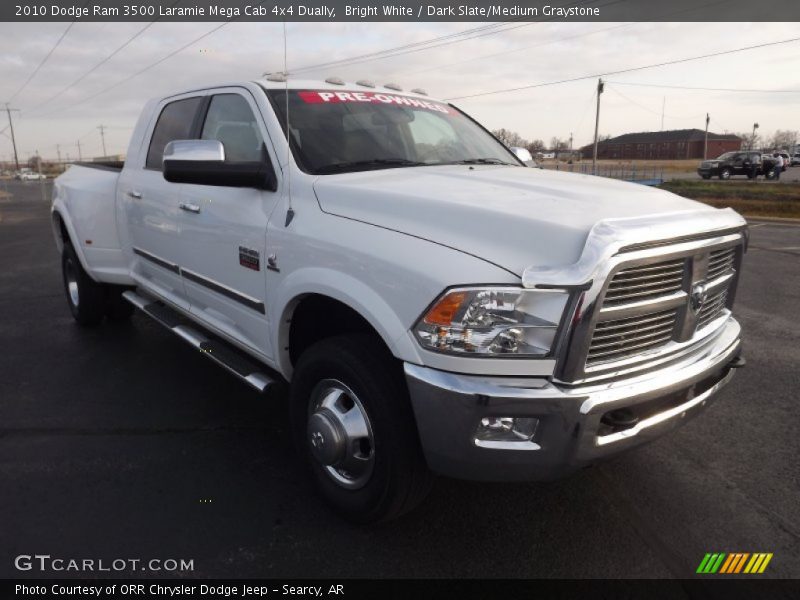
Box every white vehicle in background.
[17,171,47,181]
[50,77,747,522]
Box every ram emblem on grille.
[690,282,708,313]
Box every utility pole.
[751,122,759,151]
[56,144,62,165]
[98,124,107,157]
[569,132,573,153]
[704,113,710,160]
[4,103,21,172]
[592,78,604,175]
[76,139,82,161]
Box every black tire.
[105,286,134,321]
[746,172,755,179]
[290,334,433,523]
[719,168,731,180]
[701,175,711,180]
[61,243,106,327]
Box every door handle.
[127,190,142,199]
[179,202,201,214]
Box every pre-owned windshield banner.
[6,0,800,21]
[297,90,455,113]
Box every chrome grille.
[707,247,735,281]
[587,309,677,364]
[697,289,729,330]
[603,259,684,306]
[584,244,740,370]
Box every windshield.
[266,89,519,174]
[715,152,737,160]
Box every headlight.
[413,287,570,357]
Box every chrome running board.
[123,290,275,393]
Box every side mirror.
[163,139,277,191]
[510,146,535,166]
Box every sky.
[1,20,799,161]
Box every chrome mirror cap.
[510,146,534,165]
[163,139,225,164]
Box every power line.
[26,0,185,115]
[26,22,157,114]
[290,22,531,74]
[397,0,729,79]
[605,80,800,94]
[33,22,231,118]
[6,22,77,103]
[445,36,800,101]
[398,22,634,77]
[33,2,270,119]
[606,84,705,121]
[291,0,610,74]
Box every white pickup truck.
[51,78,747,522]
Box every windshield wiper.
[315,158,426,174]
[449,158,517,166]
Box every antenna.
[283,21,294,227]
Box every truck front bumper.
[405,318,742,481]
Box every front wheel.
[719,168,731,180]
[290,335,433,523]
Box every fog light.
[475,417,540,450]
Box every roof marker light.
[325,76,345,85]
[264,72,288,82]
[410,88,428,96]
[384,83,403,91]
[356,79,376,88]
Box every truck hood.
[312,165,709,276]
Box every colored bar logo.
[696,552,773,574]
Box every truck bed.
[74,160,125,172]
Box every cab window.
[146,97,203,170]
[201,94,265,162]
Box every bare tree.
[765,130,798,151]
[550,137,569,151]
[492,128,528,148]
[526,139,546,154]
[735,131,761,151]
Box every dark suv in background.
[697,151,770,180]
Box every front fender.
[271,267,422,379]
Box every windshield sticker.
[298,90,453,114]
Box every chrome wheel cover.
[307,379,375,490]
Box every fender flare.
[51,203,94,277]
[271,267,421,378]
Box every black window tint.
[146,97,203,169]
[201,94,264,162]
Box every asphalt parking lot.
[1,179,798,579]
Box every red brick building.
[581,129,742,160]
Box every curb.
[745,215,800,225]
